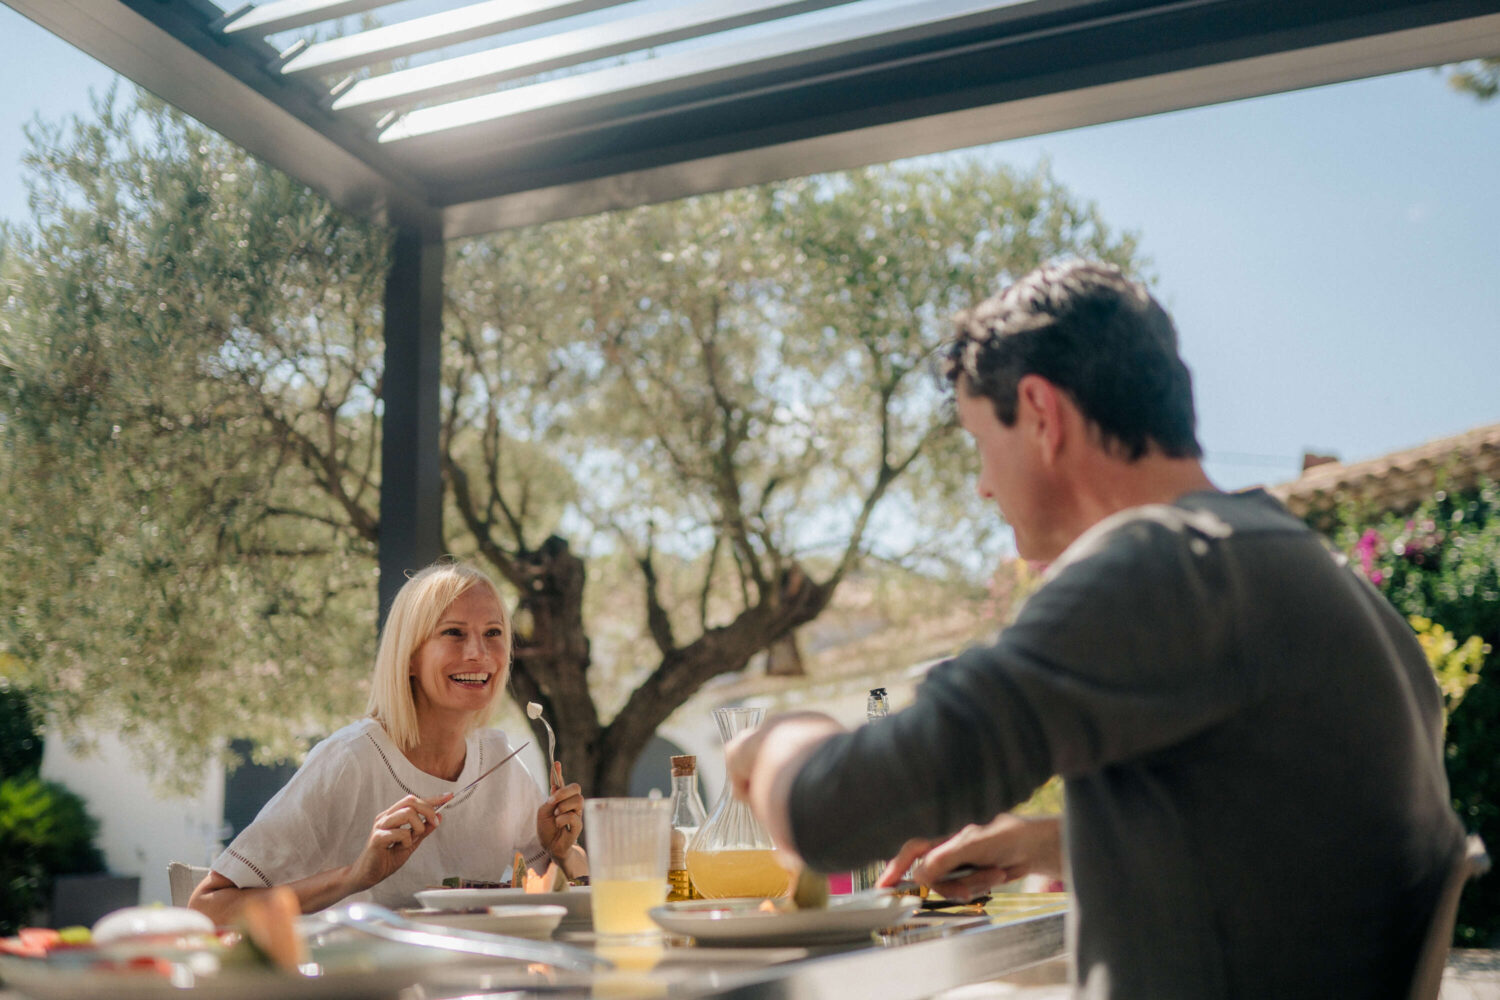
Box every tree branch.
[445,455,527,591]
[602,568,832,781]
[696,296,766,594]
[698,535,721,630]
[245,382,379,543]
[452,314,530,551]
[639,535,676,656]
[826,417,951,590]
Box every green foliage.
[1334,481,1500,945]
[0,684,43,780]
[0,775,106,933]
[1,88,383,782]
[1015,776,1064,816]
[1409,615,1488,712]
[0,684,106,933]
[1449,58,1500,101]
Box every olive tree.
[1,89,1144,792]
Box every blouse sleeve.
[211,739,363,889]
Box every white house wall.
[41,730,225,907]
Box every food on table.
[234,886,307,972]
[752,869,829,915]
[91,905,215,946]
[790,867,830,910]
[440,876,508,889]
[430,857,584,897]
[57,925,92,945]
[505,851,568,893]
[0,926,89,958]
[524,861,569,893]
[0,905,246,979]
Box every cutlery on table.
[309,902,611,970]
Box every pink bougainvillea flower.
[1355,529,1381,577]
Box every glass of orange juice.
[584,798,673,939]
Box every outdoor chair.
[1408,834,1490,1000]
[166,861,210,908]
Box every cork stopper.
[670,754,697,777]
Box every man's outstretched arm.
[725,712,846,869]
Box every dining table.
[0,892,1068,1000]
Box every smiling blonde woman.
[190,561,586,922]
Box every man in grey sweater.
[727,260,1464,999]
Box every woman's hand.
[877,813,1063,901]
[190,792,453,923]
[536,761,584,862]
[345,792,454,894]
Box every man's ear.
[1016,375,1065,464]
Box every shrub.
[0,775,106,933]
[0,684,43,779]
[1333,480,1500,945]
[0,679,107,933]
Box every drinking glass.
[584,798,673,939]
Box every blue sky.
[3,6,1498,491]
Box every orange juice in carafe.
[685,847,790,899]
[686,706,789,898]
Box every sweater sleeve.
[787,512,1253,870]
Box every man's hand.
[878,813,1062,901]
[724,711,845,865]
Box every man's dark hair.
[941,259,1203,460]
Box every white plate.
[649,893,921,946]
[0,932,562,1000]
[400,904,566,939]
[413,886,591,926]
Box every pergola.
[8,0,1500,612]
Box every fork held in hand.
[526,701,559,790]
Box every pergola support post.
[378,227,445,624]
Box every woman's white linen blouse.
[211,718,549,909]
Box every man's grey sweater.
[788,490,1464,999]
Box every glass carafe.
[685,707,791,899]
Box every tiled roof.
[1269,423,1500,522]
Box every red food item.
[17,928,62,951]
[125,956,176,976]
[0,937,48,959]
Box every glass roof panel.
[329,0,857,114]
[376,0,1033,142]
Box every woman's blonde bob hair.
[367,560,512,751]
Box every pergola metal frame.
[8,0,1500,612]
